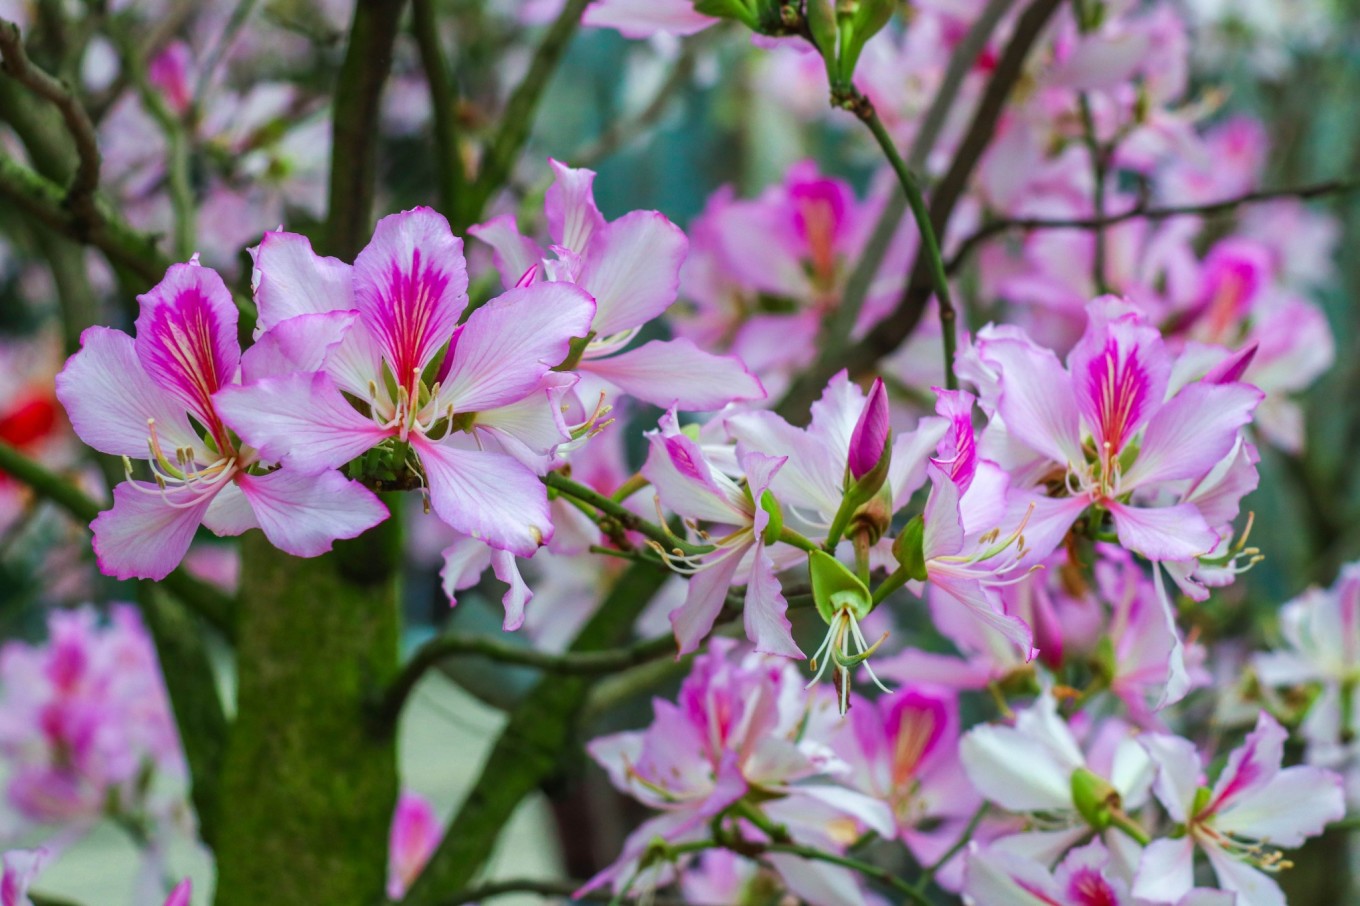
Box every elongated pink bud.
[1203,343,1258,385]
[848,378,889,480]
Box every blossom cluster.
[15,0,1354,901]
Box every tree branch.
[839,89,958,390]
[323,0,408,260]
[545,471,714,558]
[411,0,465,218]
[0,17,100,228]
[945,178,1360,274]
[454,0,591,230]
[794,0,1015,411]
[376,626,679,727]
[0,439,236,637]
[399,562,670,905]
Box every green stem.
[758,843,932,906]
[455,0,591,230]
[545,471,714,558]
[922,802,987,879]
[400,562,669,905]
[847,92,958,390]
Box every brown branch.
[0,17,101,230]
[945,178,1360,274]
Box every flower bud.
[892,515,928,582]
[1071,767,1120,831]
[848,378,890,481]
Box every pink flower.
[978,297,1262,566]
[582,639,892,902]
[641,410,801,657]
[387,791,443,899]
[470,159,763,411]
[963,839,1233,906]
[215,209,596,557]
[56,261,388,580]
[0,849,45,906]
[960,693,1154,870]
[832,686,982,887]
[1255,564,1360,777]
[0,606,185,833]
[1136,713,1345,906]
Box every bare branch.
[0,18,101,229]
[945,179,1360,274]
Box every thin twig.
[945,178,1360,274]
[839,89,958,390]
[758,843,933,906]
[545,471,715,559]
[377,628,679,727]
[802,0,1015,397]
[0,17,101,229]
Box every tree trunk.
[213,524,401,905]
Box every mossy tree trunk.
[212,526,401,906]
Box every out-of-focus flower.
[387,791,442,899]
[0,606,187,836]
[1136,713,1344,905]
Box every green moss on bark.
[213,530,400,906]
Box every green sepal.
[806,0,839,76]
[695,0,760,29]
[809,550,871,624]
[759,489,783,546]
[834,0,894,86]
[1071,767,1119,831]
[555,331,596,372]
[1191,785,1212,819]
[892,515,928,582]
[1091,635,1117,684]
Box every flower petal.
[251,230,354,331]
[1203,844,1286,906]
[92,480,215,580]
[1131,838,1196,904]
[414,438,552,557]
[134,262,240,429]
[467,213,546,289]
[1107,502,1217,562]
[214,371,391,473]
[671,548,743,656]
[56,327,199,459]
[984,336,1084,467]
[240,311,357,382]
[544,159,607,252]
[1122,381,1262,489]
[581,0,717,37]
[579,210,688,336]
[237,469,388,557]
[353,207,469,383]
[581,337,764,410]
[437,282,595,413]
